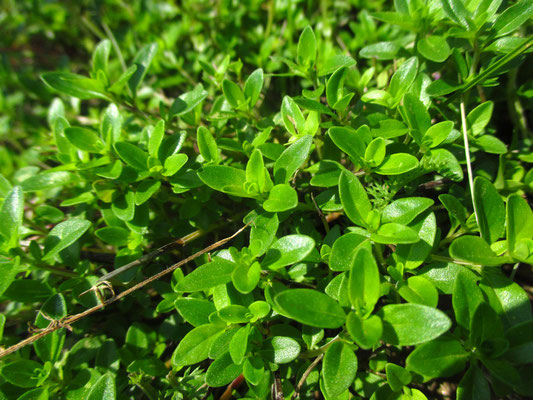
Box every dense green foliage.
[1,0,533,399]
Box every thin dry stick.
[293,354,324,399]
[0,224,250,359]
[94,229,203,284]
[459,95,480,228]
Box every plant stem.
[299,335,340,358]
[459,95,479,229]
[293,354,324,398]
[102,22,127,73]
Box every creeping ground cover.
[1,0,533,398]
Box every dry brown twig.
[0,224,250,359]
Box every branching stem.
[0,224,250,359]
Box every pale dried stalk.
[0,224,250,359]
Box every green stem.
[455,35,533,99]
[299,335,341,358]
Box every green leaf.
[64,127,105,153]
[259,336,301,364]
[329,232,371,271]
[0,359,43,388]
[395,211,437,270]
[222,79,245,108]
[371,223,420,244]
[197,126,219,164]
[452,270,484,330]
[198,165,251,198]
[457,364,490,400]
[95,226,130,247]
[326,66,348,109]
[169,84,208,117]
[364,137,386,166]
[101,104,121,147]
[3,279,53,303]
[92,39,111,77]
[247,210,278,257]
[467,101,493,136]
[246,149,266,193]
[0,258,19,297]
[273,135,313,183]
[20,171,71,193]
[474,177,505,244]
[218,305,252,324]
[111,191,135,221]
[322,341,358,398]
[426,79,462,97]
[206,351,243,387]
[275,289,346,328]
[297,26,317,67]
[398,276,439,307]
[374,153,419,175]
[243,357,265,386]
[262,234,315,270]
[473,135,507,154]
[346,312,383,349]
[406,337,468,379]
[248,301,271,321]
[319,54,357,76]
[135,179,161,205]
[480,269,532,327]
[506,194,533,260]
[338,169,371,228]
[470,302,506,357]
[108,64,137,94]
[148,120,165,157]
[389,57,418,101]
[161,153,189,176]
[229,324,250,365]
[177,257,237,292]
[87,372,116,400]
[403,93,431,142]
[114,142,149,171]
[127,358,167,377]
[440,0,472,28]
[175,298,216,327]
[361,89,394,107]
[34,294,68,363]
[328,126,366,161]
[423,121,454,148]
[348,247,380,315]
[244,68,264,108]
[449,236,504,266]
[294,96,335,117]
[422,148,464,182]
[41,72,110,100]
[386,363,412,392]
[378,303,451,346]
[417,36,451,62]
[281,96,306,135]
[232,261,261,294]
[359,41,400,60]
[17,388,48,400]
[128,43,158,95]
[493,0,533,38]
[0,186,23,249]
[207,326,236,355]
[263,184,298,212]
[172,324,224,366]
[504,320,533,364]
[43,218,91,261]
[382,197,434,225]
